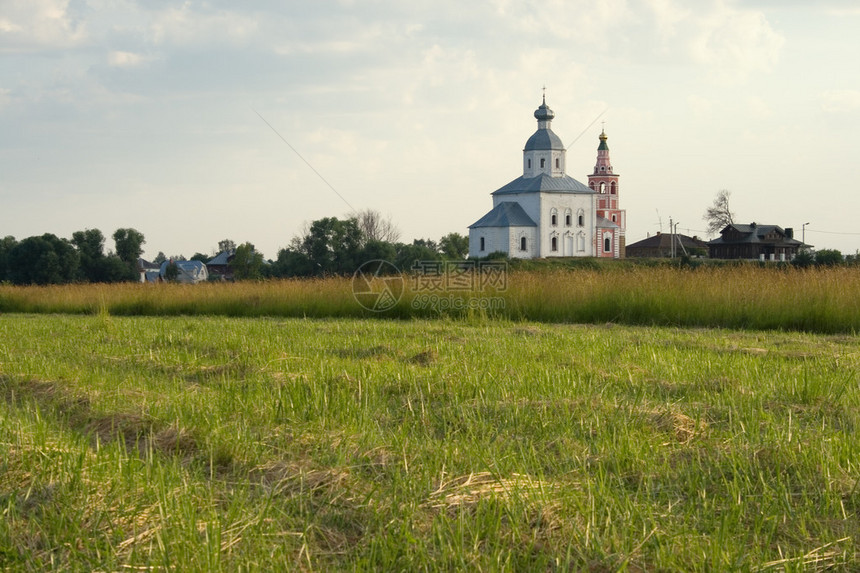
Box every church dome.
[524,96,564,151]
[524,128,564,151]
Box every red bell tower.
[589,129,626,258]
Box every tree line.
[0,228,145,285]
[0,211,471,285]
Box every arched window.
[599,182,606,194]
[577,210,584,227]
[550,208,558,227]
[589,182,595,190]
[551,236,558,252]
[565,209,572,226]
[610,182,616,194]
[527,159,531,169]
[480,237,485,251]
[604,236,611,252]
[520,236,527,251]
[555,158,559,169]
[611,215,617,223]
[540,158,546,168]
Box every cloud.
[107,50,151,68]
[819,90,860,113]
[0,0,87,53]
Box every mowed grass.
[1,265,859,332]
[1,313,858,571]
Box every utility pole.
[669,217,674,258]
[802,222,810,246]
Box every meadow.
[1,312,859,570]
[1,264,859,333]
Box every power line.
[805,228,860,236]
[566,108,608,149]
[253,108,356,213]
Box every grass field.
[1,313,858,570]
[2,265,860,333]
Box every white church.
[468,96,626,259]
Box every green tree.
[394,240,441,271]
[230,242,265,280]
[190,252,210,263]
[164,261,180,282]
[218,239,236,254]
[439,232,469,259]
[302,217,363,275]
[0,236,17,282]
[814,249,844,266]
[72,228,106,282]
[8,234,79,285]
[112,228,146,280]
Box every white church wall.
[469,227,509,258]
[539,193,595,257]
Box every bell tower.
[588,129,626,257]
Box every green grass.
[1,313,858,570]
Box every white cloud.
[0,0,87,53]
[820,90,860,113]
[107,50,150,68]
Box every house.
[159,260,209,283]
[206,250,234,281]
[468,95,626,258]
[137,258,161,283]
[626,233,708,258]
[707,223,808,260]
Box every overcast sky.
[2,0,859,259]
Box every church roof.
[469,201,537,228]
[595,216,620,229]
[524,128,564,151]
[492,173,594,195]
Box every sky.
[2,0,860,260]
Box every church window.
[551,236,558,252]
[540,158,546,168]
[577,210,584,227]
[611,215,617,223]
[480,237,485,251]
[550,208,558,227]
[601,166,605,172]
[520,237,527,251]
[599,182,606,193]
[555,158,559,168]
[527,159,531,169]
[610,182,616,194]
[589,182,595,190]
[604,236,611,252]
[565,213,571,226]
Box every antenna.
[655,209,663,234]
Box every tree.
[113,228,146,281]
[356,209,401,244]
[72,228,106,282]
[0,236,17,282]
[218,239,236,254]
[439,232,469,259]
[164,261,180,282]
[190,252,210,263]
[153,252,167,264]
[230,242,265,280]
[393,240,441,271]
[814,249,844,266]
[8,234,79,285]
[703,189,735,235]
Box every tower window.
[612,215,617,223]
[610,182,616,194]
[604,236,611,252]
[600,182,606,194]
[540,158,545,168]
[520,237,527,251]
[527,159,531,169]
[555,158,559,168]
[480,237,485,251]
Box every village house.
[707,223,808,260]
[626,233,708,258]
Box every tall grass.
[1,265,858,332]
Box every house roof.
[207,250,233,265]
[492,173,594,196]
[627,233,708,250]
[708,223,805,246]
[469,201,537,228]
